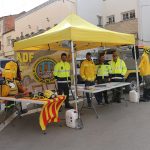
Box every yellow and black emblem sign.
[33,57,56,83]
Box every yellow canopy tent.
[14,14,135,51]
[14,14,139,108]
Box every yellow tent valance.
[14,14,135,51]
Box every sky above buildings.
[0,0,48,17]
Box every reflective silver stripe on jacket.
[57,80,71,83]
[111,77,123,80]
[54,70,70,73]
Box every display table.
[74,82,131,118]
[76,82,130,93]
[0,95,66,131]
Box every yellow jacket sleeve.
[108,64,112,74]
[121,60,127,76]
[139,55,145,76]
[80,61,86,80]
[94,64,96,77]
[53,63,59,77]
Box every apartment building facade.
[1,0,76,58]
[101,0,150,46]
[1,0,149,58]
[101,0,138,40]
[1,0,103,58]
[0,18,4,57]
[138,0,150,46]
[76,0,103,25]
[14,0,76,39]
[0,13,25,58]
[0,15,16,58]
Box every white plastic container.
[0,103,5,111]
[66,109,78,128]
[129,90,139,103]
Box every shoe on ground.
[105,101,110,104]
[65,104,74,109]
[87,103,92,108]
[112,98,117,103]
[20,109,28,114]
[111,100,116,103]
[140,97,149,102]
[116,101,121,103]
[98,102,104,105]
[145,95,150,101]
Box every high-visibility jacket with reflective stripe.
[53,61,70,78]
[109,58,127,76]
[97,63,112,79]
[80,59,96,81]
[139,52,150,76]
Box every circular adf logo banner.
[33,57,56,83]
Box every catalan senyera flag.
[39,95,66,131]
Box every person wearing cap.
[95,53,112,104]
[80,52,100,107]
[109,51,127,103]
[53,53,73,109]
[139,46,150,101]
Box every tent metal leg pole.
[71,41,83,129]
[133,44,140,99]
[71,41,78,110]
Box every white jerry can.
[65,109,78,128]
[0,103,5,111]
[129,90,139,103]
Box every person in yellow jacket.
[109,51,127,103]
[139,46,150,101]
[95,53,112,104]
[80,52,99,107]
[53,53,73,109]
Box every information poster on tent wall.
[15,50,64,91]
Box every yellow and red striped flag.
[39,95,66,131]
